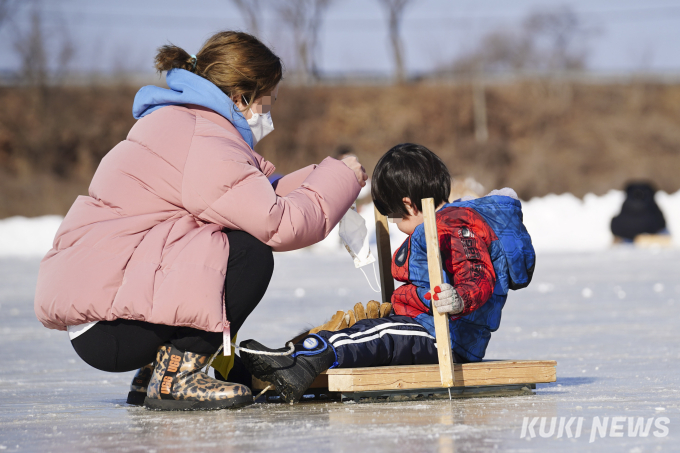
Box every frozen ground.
[0,247,679,452]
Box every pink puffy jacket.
[34,105,360,333]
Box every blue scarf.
[132,68,254,148]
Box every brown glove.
[379,301,392,317]
[309,311,348,334]
[307,301,392,334]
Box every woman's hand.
[341,155,368,187]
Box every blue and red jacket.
[391,194,535,362]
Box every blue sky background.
[1,0,680,77]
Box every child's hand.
[424,283,464,315]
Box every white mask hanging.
[339,204,375,268]
[338,204,381,293]
[246,110,274,146]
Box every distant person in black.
[611,182,667,241]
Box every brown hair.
[154,31,283,108]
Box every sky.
[1,0,680,78]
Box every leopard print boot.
[144,344,253,411]
[126,363,155,406]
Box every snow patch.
[522,190,626,252]
[0,216,62,258]
[2,190,679,257]
[523,189,680,252]
[314,189,680,255]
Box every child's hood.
[447,189,536,295]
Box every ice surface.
[1,248,678,452]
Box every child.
[240,143,535,403]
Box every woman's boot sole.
[126,391,147,406]
[143,395,253,411]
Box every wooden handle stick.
[374,205,395,303]
[422,198,455,388]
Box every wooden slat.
[325,361,557,392]
[374,206,394,303]
[326,360,557,374]
[422,198,455,388]
[251,360,557,392]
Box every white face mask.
[338,205,376,269]
[247,110,274,146]
[338,205,381,293]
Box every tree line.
[0,0,590,86]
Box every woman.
[34,31,367,411]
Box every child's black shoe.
[240,335,336,404]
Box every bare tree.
[449,6,590,77]
[229,0,261,37]
[377,0,412,84]
[523,6,587,72]
[53,21,75,83]
[1,0,26,83]
[441,7,591,144]
[472,80,488,143]
[13,10,47,86]
[0,0,21,30]
[274,0,332,84]
[13,8,74,87]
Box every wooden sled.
[253,198,556,402]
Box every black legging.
[71,230,274,372]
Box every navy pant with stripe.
[315,315,469,368]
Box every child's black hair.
[371,143,451,217]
